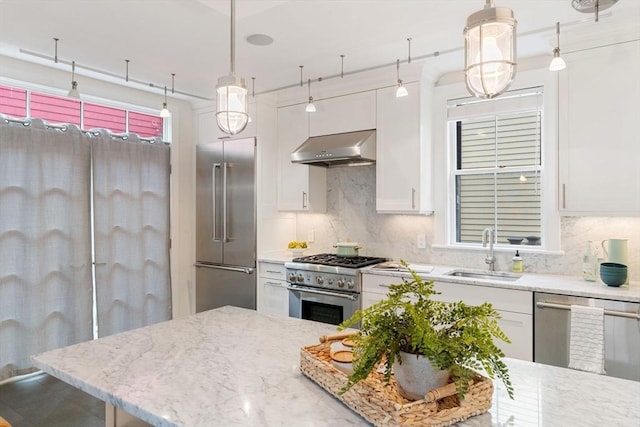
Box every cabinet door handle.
[264,281,283,287]
[562,183,566,209]
[378,284,391,289]
[266,270,282,274]
[536,301,640,320]
[302,191,308,209]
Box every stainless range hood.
[291,129,376,167]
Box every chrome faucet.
[482,227,496,271]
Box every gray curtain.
[92,131,171,337]
[0,119,93,382]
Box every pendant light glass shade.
[216,74,248,134]
[305,78,316,113]
[549,22,566,71]
[549,51,567,71]
[395,59,408,98]
[464,0,517,99]
[216,0,249,135]
[68,61,80,99]
[160,102,171,118]
[305,100,316,113]
[160,86,171,118]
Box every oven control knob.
[296,273,304,283]
[346,280,354,289]
[337,279,344,288]
[315,276,324,285]
[327,279,334,285]
[288,272,296,282]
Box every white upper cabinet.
[376,82,432,214]
[309,91,376,136]
[558,40,640,215]
[276,104,327,212]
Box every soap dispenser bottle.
[512,250,523,273]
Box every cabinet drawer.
[259,262,287,280]
[361,273,401,295]
[496,310,533,361]
[433,282,532,315]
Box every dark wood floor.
[0,372,104,427]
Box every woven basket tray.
[300,341,493,427]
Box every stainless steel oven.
[288,284,359,325]
[285,254,386,326]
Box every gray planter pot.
[392,351,450,401]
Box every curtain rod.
[2,116,168,144]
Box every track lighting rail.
[18,48,209,101]
[17,12,614,101]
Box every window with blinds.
[449,87,543,246]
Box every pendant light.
[549,22,567,71]
[67,60,80,99]
[305,78,316,113]
[216,0,249,135]
[395,59,408,98]
[160,86,171,118]
[464,0,517,99]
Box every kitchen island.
[33,306,640,427]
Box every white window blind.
[450,87,543,245]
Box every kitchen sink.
[444,270,521,282]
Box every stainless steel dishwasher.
[534,292,640,381]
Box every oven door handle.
[286,285,358,301]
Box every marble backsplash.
[296,165,639,281]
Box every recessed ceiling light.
[246,34,274,46]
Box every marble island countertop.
[258,252,640,303]
[32,306,640,427]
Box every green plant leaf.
[338,260,514,400]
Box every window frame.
[432,67,561,254]
[451,92,544,245]
[0,77,170,142]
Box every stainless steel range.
[285,254,386,325]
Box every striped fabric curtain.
[0,119,93,381]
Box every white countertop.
[32,307,640,427]
[258,254,640,302]
[362,264,640,303]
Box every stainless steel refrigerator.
[195,137,256,312]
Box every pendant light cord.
[230,0,236,74]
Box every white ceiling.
[0,0,638,102]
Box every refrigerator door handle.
[194,262,254,275]
[212,163,222,242]
[223,161,229,242]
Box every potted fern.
[338,264,514,401]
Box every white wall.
[0,54,196,318]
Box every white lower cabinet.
[360,273,533,361]
[257,262,289,317]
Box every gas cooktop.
[291,253,386,269]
